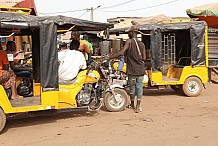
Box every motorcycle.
[112,60,149,92]
[97,59,129,111]
[58,57,128,112]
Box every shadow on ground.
[3,109,99,134]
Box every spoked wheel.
[104,88,128,112]
[182,77,203,97]
[0,108,6,133]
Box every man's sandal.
[135,107,142,113]
[127,104,135,109]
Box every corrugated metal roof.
[107,15,171,29]
[0,0,24,7]
[0,0,37,15]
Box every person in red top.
[71,32,91,62]
[0,43,22,100]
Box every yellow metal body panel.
[40,91,59,108]
[0,69,100,113]
[0,6,32,15]
[76,70,100,84]
[166,66,183,78]
[58,84,82,108]
[148,27,209,87]
[150,66,208,86]
[113,61,127,72]
[58,69,100,108]
[0,6,31,14]
[0,85,58,113]
[33,82,41,96]
[0,86,16,113]
[205,26,209,67]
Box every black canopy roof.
[0,12,113,31]
[109,21,206,34]
[0,12,113,91]
[109,21,207,71]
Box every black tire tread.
[0,108,6,133]
[182,77,203,97]
[104,88,128,112]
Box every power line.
[99,0,136,9]
[38,0,180,18]
[77,11,88,19]
[38,0,136,15]
[38,9,85,15]
[98,0,180,12]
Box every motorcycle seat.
[59,77,77,85]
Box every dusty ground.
[0,83,218,146]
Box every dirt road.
[0,83,217,146]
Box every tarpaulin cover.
[0,12,113,91]
[109,21,207,71]
[186,3,218,17]
[186,3,218,28]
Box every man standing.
[71,32,91,61]
[82,34,93,61]
[106,25,146,113]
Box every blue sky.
[35,0,218,22]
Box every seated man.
[6,41,32,77]
[0,43,22,100]
[58,40,87,84]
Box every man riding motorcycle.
[58,40,87,84]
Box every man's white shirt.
[58,49,86,83]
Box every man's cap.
[126,25,139,32]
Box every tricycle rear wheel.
[104,88,128,112]
[0,108,6,133]
[182,77,203,97]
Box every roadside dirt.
[0,83,217,146]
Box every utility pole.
[87,5,101,21]
[90,7,94,21]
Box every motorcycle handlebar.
[86,59,99,75]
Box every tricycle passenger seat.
[174,57,191,68]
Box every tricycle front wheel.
[104,88,128,112]
[0,108,6,133]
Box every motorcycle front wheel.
[104,88,128,112]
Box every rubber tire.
[170,85,183,93]
[182,77,203,97]
[104,88,128,112]
[0,108,6,133]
